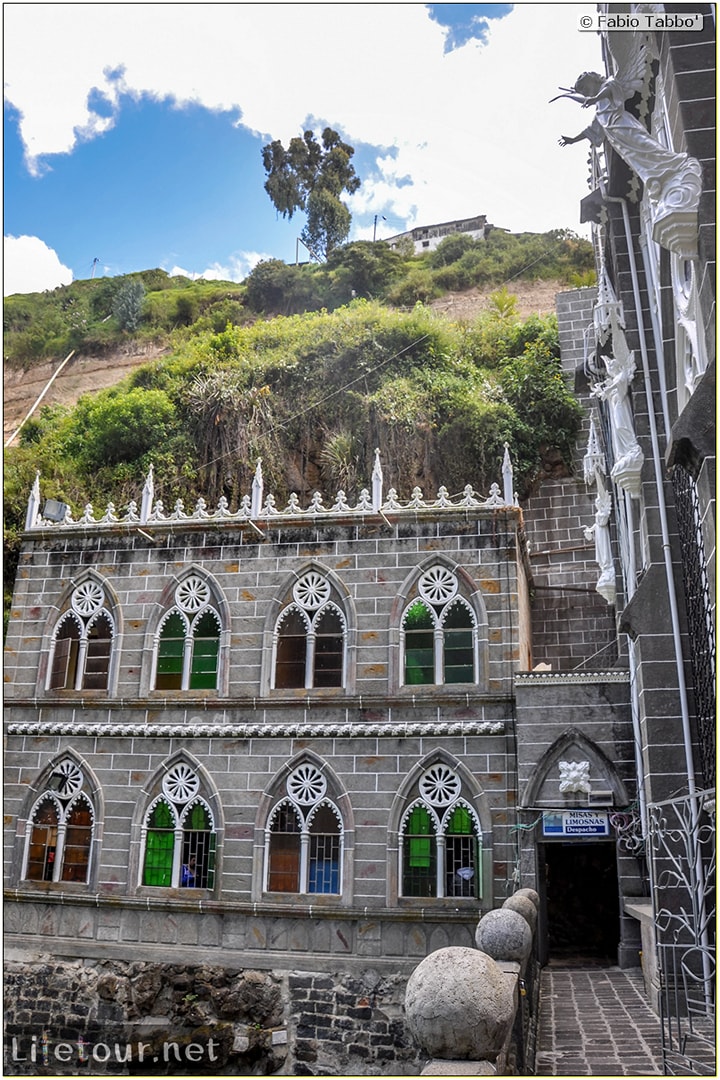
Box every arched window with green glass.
[141,763,217,889]
[142,799,177,886]
[401,804,437,897]
[401,567,478,687]
[400,764,482,899]
[153,594,221,692]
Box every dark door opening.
[541,842,620,965]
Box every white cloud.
[4,235,73,295]
[4,3,602,232]
[168,251,273,282]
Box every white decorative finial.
[140,464,154,524]
[502,443,514,506]
[251,459,264,518]
[372,448,383,512]
[25,471,41,530]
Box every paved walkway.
[535,966,664,1075]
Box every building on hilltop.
[384,213,494,254]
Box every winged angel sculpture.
[553,34,702,256]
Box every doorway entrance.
[540,841,620,964]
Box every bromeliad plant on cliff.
[4,299,582,629]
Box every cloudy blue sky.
[4,3,601,295]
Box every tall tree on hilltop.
[262,127,361,259]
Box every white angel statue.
[553,36,702,255]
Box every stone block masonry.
[3,958,421,1076]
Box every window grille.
[141,767,217,890]
[671,465,716,789]
[400,767,481,899]
[266,764,343,895]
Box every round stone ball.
[502,893,537,932]
[514,887,540,909]
[405,946,515,1061]
[475,908,533,963]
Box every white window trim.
[271,600,347,690]
[153,605,221,691]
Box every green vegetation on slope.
[5,300,583,626]
[3,231,595,366]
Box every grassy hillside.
[3,230,594,367]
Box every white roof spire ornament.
[140,464,154,524]
[372,448,383,512]
[502,443,514,506]
[251,459,264,518]
[554,35,702,258]
[25,471,41,530]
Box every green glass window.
[190,612,220,690]
[143,800,176,886]
[156,613,185,690]
[404,601,435,685]
[443,603,474,684]
[403,805,436,897]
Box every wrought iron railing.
[648,790,716,1076]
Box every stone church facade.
[3,5,714,1074]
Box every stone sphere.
[502,893,537,932]
[405,946,515,1061]
[514,887,540,909]
[475,908,533,963]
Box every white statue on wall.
[559,760,592,795]
[584,489,616,605]
[583,419,617,606]
[591,350,644,498]
[553,35,702,258]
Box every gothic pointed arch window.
[140,762,216,888]
[153,575,222,691]
[402,566,477,686]
[272,571,346,690]
[265,762,343,895]
[47,581,114,691]
[400,763,482,899]
[22,759,96,885]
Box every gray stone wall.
[523,288,619,670]
[3,958,419,1076]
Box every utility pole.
[91,257,100,279]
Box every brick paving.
[535,967,664,1076]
